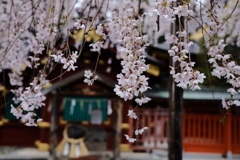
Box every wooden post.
[49,93,59,160]
[113,98,122,160]
[39,99,50,146]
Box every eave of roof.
[146,87,240,100]
[42,69,116,95]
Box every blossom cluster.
[83,70,98,86]
[143,0,174,44]
[10,74,49,126]
[167,33,206,90]
[197,0,240,109]
[153,1,206,90]
[208,40,240,109]
[90,0,152,142]
[125,109,149,142]
[0,0,77,126]
[124,126,148,143]
[83,0,151,106]
[220,0,240,47]
[197,0,225,38]
[107,4,151,106]
[51,51,78,71]
[76,0,112,86]
[75,0,109,26]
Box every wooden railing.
[129,108,240,156]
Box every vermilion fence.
[232,115,240,154]
[130,108,240,156]
[183,114,225,153]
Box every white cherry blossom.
[135,127,148,135]
[84,70,93,79]
[127,110,137,119]
[135,97,151,106]
[124,134,136,143]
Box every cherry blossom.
[222,98,230,110]
[135,127,148,135]
[166,35,179,44]
[84,70,94,79]
[89,41,104,53]
[74,19,86,30]
[124,134,136,143]
[135,97,151,106]
[83,70,98,86]
[169,43,206,91]
[227,88,238,96]
[10,74,49,126]
[207,39,240,109]
[94,1,152,107]
[173,4,193,17]
[127,110,137,119]
[51,51,78,72]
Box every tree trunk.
[168,76,183,160]
[168,2,184,159]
